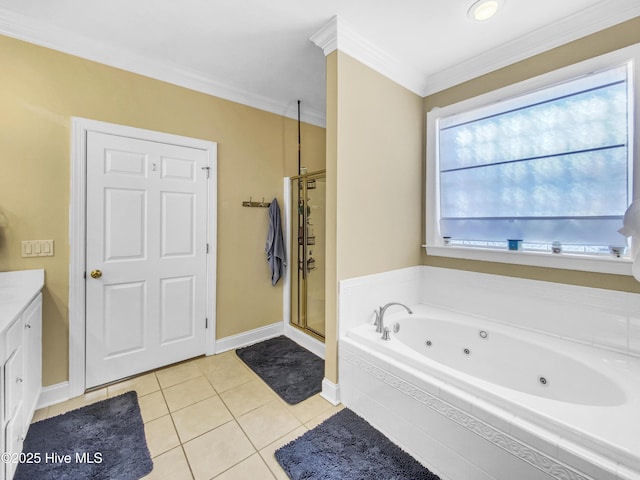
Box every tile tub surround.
[342,316,640,480]
[32,351,343,480]
[338,266,423,338]
[340,342,601,480]
[339,266,640,357]
[338,266,640,480]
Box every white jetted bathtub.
[339,304,640,480]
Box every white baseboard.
[284,323,326,359]
[320,378,341,405]
[215,321,284,353]
[37,381,70,409]
[42,322,304,409]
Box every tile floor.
[32,350,343,480]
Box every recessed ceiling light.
[468,0,504,21]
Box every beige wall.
[0,35,325,386]
[324,51,339,383]
[324,51,424,382]
[422,17,640,295]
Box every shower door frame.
[289,169,326,341]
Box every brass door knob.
[90,269,102,279]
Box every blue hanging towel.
[265,198,286,285]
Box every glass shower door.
[291,171,325,339]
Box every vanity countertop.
[0,269,45,333]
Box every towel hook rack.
[242,196,271,208]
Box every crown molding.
[310,16,339,57]
[311,15,427,96]
[2,3,638,125]
[422,0,640,96]
[0,7,326,127]
[311,3,640,99]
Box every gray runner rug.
[236,335,323,404]
[14,391,153,480]
[275,408,441,480]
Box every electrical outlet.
[21,240,54,257]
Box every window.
[426,44,639,274]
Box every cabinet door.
[0,366,4,480]
[4,408,24,480]
[4,344,24,480]
[4,344,23,423]
[22,293,42,432]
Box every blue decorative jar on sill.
[507,239,522,251]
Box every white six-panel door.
[85,131,209,388]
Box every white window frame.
[425,43,640,276]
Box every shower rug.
[236,335,324,404]
[14,391,153,480]
[275,408,441,480]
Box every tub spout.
[381,327,391,341]
[376,302,413,334]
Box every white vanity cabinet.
[21,295,42,436]
[0,270,44,480]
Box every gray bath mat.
[14,391,153,480]
[236,335,324,404]
[275,408,441,480]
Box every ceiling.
[1,0,639,126]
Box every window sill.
[424,245,632,276]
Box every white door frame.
[69,117,217,398]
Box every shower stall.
[289,170,326,340]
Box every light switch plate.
[21,240,54,257]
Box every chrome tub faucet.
[374,302,413,335]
